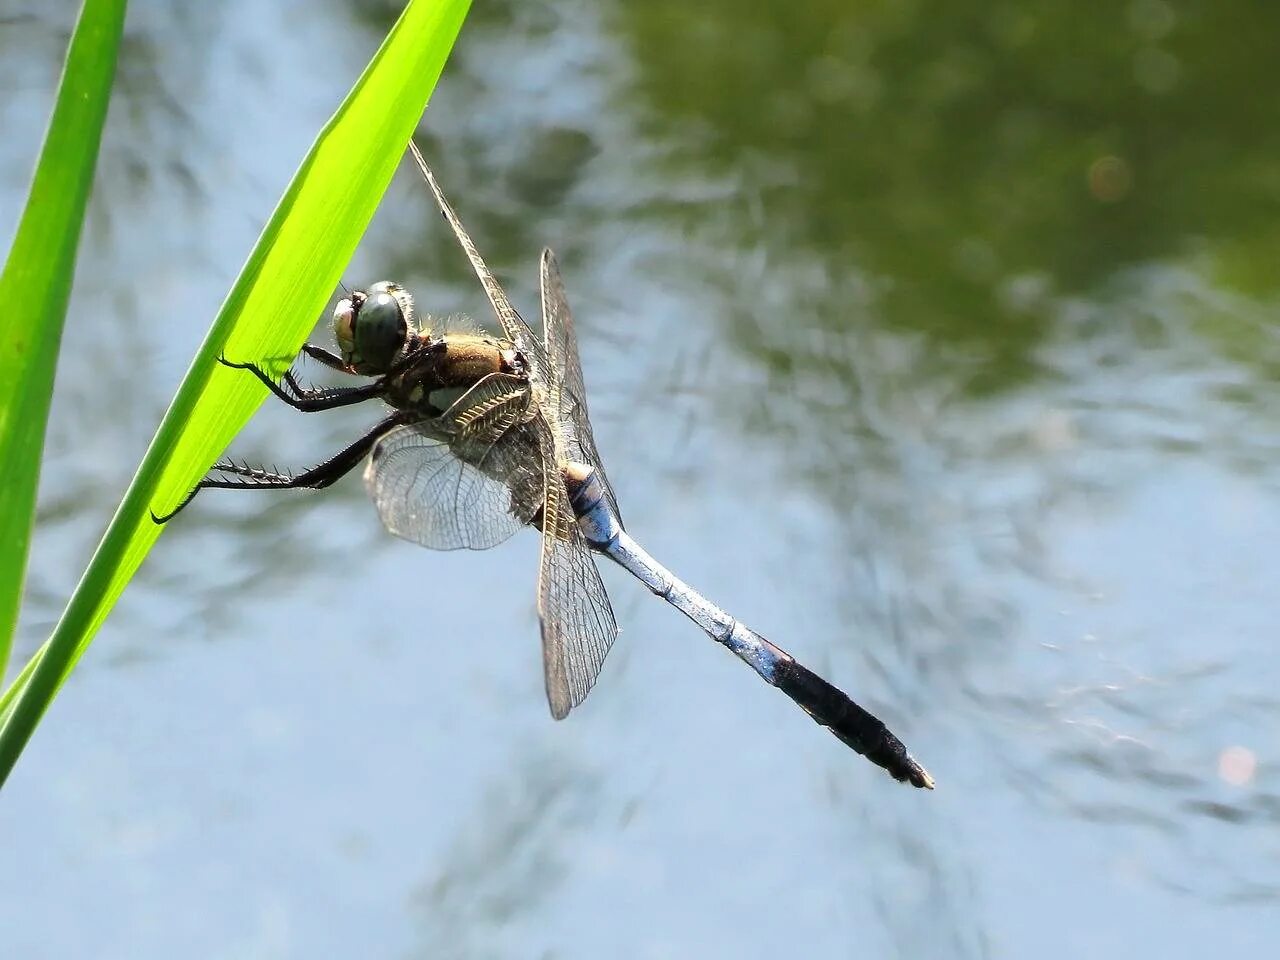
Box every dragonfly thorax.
[381,331,527,417]
[337,281,528,417]
[333,280,420,375]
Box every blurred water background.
[2,1,1278,956]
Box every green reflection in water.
[612,0,1280,394]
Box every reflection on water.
[410,749,605,959]
[2,0,1278,956]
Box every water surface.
[2,2,1278,956]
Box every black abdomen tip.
[773,659,934,789]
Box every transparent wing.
[407,142,550,372]
[364,374,540,551]
[406,144,617,711]
[365,428,523,550]
[540,248,621,523]
[535,418,618,718]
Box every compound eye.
[333,282,412,374]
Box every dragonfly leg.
[152,412,406,523]
[218,355,383,412]
[300,343,350,372]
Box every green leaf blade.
[0,0,473,786]
[0,0,127,677]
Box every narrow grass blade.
[0,0,126,679]
[0,0,472,786]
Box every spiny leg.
[299,343,349,372]
[218,355,383,412]
[151,412,407,523]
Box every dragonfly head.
[333,280,418,375]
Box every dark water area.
[2,1,1278,956]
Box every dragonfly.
[156,142,933,789]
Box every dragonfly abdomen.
[564,461,620,549]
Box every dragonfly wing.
[365,426,524,550]
[364,374,539,551]
[407,142,549,370]
[535,420,618,718]
[539,248,622,523]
